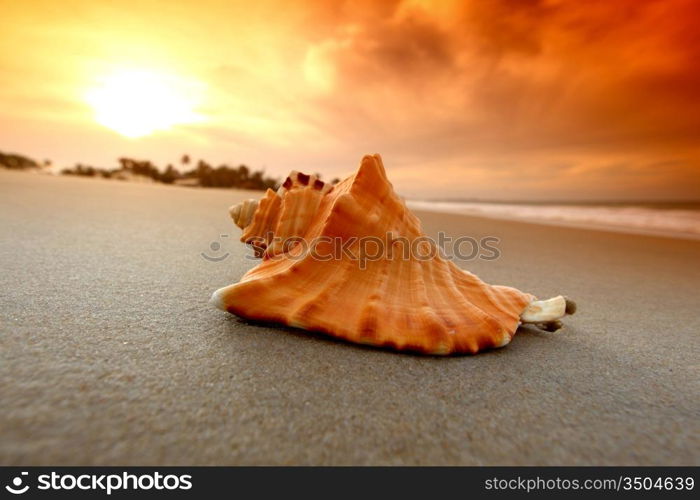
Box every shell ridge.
[376,241,413,347]
[354,251,395,346]
[454,266,530,328]
[286,251,357,333]
[240,189,278,243]
[408,252,452,353]
[441,260,515,350]
[426,255,493,351]
[461,269,522,326]
[417,255,462,353]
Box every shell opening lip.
[521,295,570,323]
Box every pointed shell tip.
[210,288,227,311]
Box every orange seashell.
[212,154,575,355]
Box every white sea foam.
[406,200,700,240]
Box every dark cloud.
[463,0,552,57]
[302,0,700,175]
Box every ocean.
[406,200,700,240]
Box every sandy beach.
[0,169,698,465]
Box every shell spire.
[213,154,576,355]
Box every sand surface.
[1,170,698,465]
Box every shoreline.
[410,204,700,241]
[7,169,699,241]
[407,200,700,241]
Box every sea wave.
[406,200,700,240]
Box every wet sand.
[1,169,698,465]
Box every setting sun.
[85,70,204,138]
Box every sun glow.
[85,70,204,138]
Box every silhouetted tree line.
[3,149,340,191]
[0,151,44,169]
[62,163,111,178]
[61,154,281,191]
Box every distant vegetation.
[1,150,282,191]
[63,155,280,191]
[0,151,46,170]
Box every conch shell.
[212,154,576,355]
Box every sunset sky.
[2,0,699,200]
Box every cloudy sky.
[2,0,699,200]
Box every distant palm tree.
[118,157,132,170]
[180,154,190,169]
[237,164,249,182]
